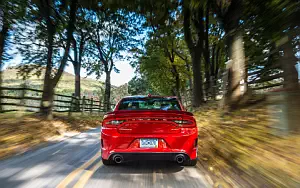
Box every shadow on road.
[87,161,210,188]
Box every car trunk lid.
[110,110,192,134]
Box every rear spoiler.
[106,110,193,116]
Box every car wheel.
[184,159,197,166]
[102,158,114,165]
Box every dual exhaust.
[113,155,123,164]
[111,154,186,164]
[175,154,185,164]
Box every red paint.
[101,96,198,161]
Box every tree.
[0,0,27,111]
[84,8,140,111]
[0,7,8,112]
[246,0,300,90]
[139,38,189,97]
[128,76,152,95]
[183,0,206,107]
[141,0,186,100]
[68,8,93,100]
[211,0,247,108]
[14,0,79,117]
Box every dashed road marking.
[56,151,101,188]
[52,149,61,155]
[73,160,103,188]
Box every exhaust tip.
[113,155,123,164]
[175,154,185,164]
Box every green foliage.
[128,76,152,95]
[13,0,73,77]
[139,37,190,96]
[83,7,142,78]
[244,0,300,41]
[0,0,28,63]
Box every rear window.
[117,97,181,111]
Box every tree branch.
[52,0,78,87]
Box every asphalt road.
[0,128,211,188]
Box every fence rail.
[0,87,114,113]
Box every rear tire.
[184,159,197,166]
[102,158,114,165]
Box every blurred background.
[0,0,300,187]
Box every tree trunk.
[72,36,80,99]
[204,61,210,98]
[183,2,204,107]
[104,72,111,112]
[171,63,181,102]
[52,0,78,87]
[204,4,211,99]
[185,62,193,91]
[214,47,222,99]
[40,56,54,117]
[280,36,300,132]
[39,0,78,117]
[281,37,299,90]
[191,51,204,107]
[74,63,81,98]
[226,31,246,107]
[73,62,81,111]
[40,79,54,118]
[175,70,181,102]
[0,11,8,112]
[211,45,216,99]
[40,6,55,117]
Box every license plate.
[140,138,158,148]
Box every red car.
[101,95,198,166]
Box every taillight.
[129,139,140,148]
[102,119,125,127]
[158,139,167,148]
[172,120,195,128]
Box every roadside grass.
[0,112,102,159]
[195,102,300,188]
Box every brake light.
[129,139,140,148]
[158,139,167,148]
[172,120,195,128]
[102,119,125,127]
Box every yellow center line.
[73,160,103,188]
[56,151,101,188]
[153,169,157,184]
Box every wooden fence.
[0,87,114,113]
[191,64,285,105]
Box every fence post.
[90,97,93,114]
[98,100,102,114]
[19,83,27,113]
[69,93,75,117]
[0,86,3,112]
[81,96,86,115]
[74,96,80,112]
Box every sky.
[66,60,135,86]
[5,52,135,87]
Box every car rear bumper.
[107,152,191,162]
[101,128,198,161]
